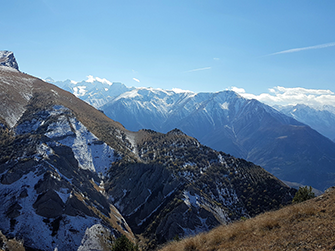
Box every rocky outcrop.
[77,224,113,251]
[33,190,65,218]
[0,51,19,70]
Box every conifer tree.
[292,186,315,203]
[111,235,138,251]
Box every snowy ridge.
[51,76,134,108]
[276,104,335,141]
[101,89,249,133]
[51,75,335,147]
[43,106,118,177]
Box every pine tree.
[292,186,315,203]
[111,235,138,251]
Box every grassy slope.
[159,187,335,251]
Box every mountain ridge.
[276,103,335,142]
[99,86,335,191]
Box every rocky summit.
[0,54,295,250]
[0,51,19,71]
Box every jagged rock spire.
[0,51,19,70]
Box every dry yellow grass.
[160,188,335,251]
[0,231,25,251]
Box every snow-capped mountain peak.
[50,76,134,108]
[276,103,335,141]
[171,87,194,94]
[86,75,113,85]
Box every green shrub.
[292,186,315,203]
[111,235,138,251]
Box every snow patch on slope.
[183,191,200,207]
[220,102,229,110]
[45,106,117,177]
[45,115,74,138]
[0,169,103,250]
[73,86,88,97]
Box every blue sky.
[2,0,335,102]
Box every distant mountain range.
[275,104,335,142]
[46,76,133,109]
[49,77,335,191]
[0,52,294,250]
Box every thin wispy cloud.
[133,78,140,83]
[185,67,211,73]
[264,42,335,57]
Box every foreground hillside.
[160,187,335,251]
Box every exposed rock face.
[77,224,114,251]
[33,190,65,218]
[0,51,19,70]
